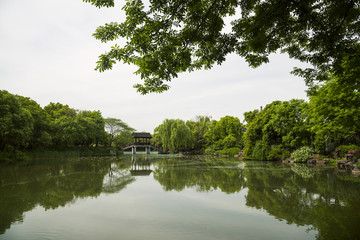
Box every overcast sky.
[0,0,309,133]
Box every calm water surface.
[1,155,359,240]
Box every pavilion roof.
[133,132,152,138]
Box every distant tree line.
[1,67,359,161]
[0,90,134,160]
[152,74,360,159]
[152,115,245,156]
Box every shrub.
[220,147,241,156]
[291,146,313,163]
[205,146,215,154]
[252,141,270,161]
[335,145,360,158]
[267,145,290,161]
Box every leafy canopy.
[153,119,194,153]
[84,0,360,94]
[308,74,360,152]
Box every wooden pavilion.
[130,132,153,154]
[133,132,152,145]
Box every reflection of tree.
[0,157,134,234]
[2,157,360,240]
[102,162,135,193]
[153,157,246,193]
[244,162,360,240]
[291,164,314,180]
[153,158,360,239]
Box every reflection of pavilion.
[102,163,135,194]
[130,156,152,176]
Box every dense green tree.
[269,99,311,149]
[0,90,34,153]
[243,109,259,126]
[44,102,77,120]
[308,75,360,153]
[77,111,106,147]
[244,102,281,157]
[51,116,80,147]
[153,119,194,153]
[17,96,52,149]
[113,130,134,149]
[186,115,212,152]
[0,91,132,158]
[204,116,244,152]
[244,100,311,160]
[44,103,78,148]
[84,0,360,94]
[44,103,108,148]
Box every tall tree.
[243,100,311,160]
[308,75,360,152]
[268,99,311,149]
[44,102,78,148]
[77,111,106,147]
[186,115,212,152]
[153,119,194,153]
[204,116,244,152]
[104,118,134,147]
[113,130,134,149]
[84,0,360,94]
[17,96,52,149]
[0,91,34,152]
[44,102,76,120]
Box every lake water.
[1,155,359,240]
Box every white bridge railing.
[123,145,157,154]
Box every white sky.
[0,0,308,133]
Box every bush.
[252,141,270,161]
[335,145,360,158]
[291,146,313,163]
[204,146,215,154]
[267,145,290,161]
[220,147,241,156]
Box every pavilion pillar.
[146,146,150,154]
[132,146,136,155]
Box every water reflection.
[243,162,360,240]
[0,157,133,234]
[1,156,360,240]
[130,155,152,176]
[152,157,246,193]
[151,158,360,240]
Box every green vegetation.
[84,0,360,94]
[241,73,360,160]
[0,90,134,161]
[104,118,134,147]
[291,146,313,163]
[220,147,241,157]
[152,116,244,155]
[77,0,360,160]
[1,157,360,239]
[335,145,360,159]
[1,53,359,161]
[150,75,359,160]
[2,79,359,161]
[204,116,244,154]
[244,99,311,160]
[152,119,194,153]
